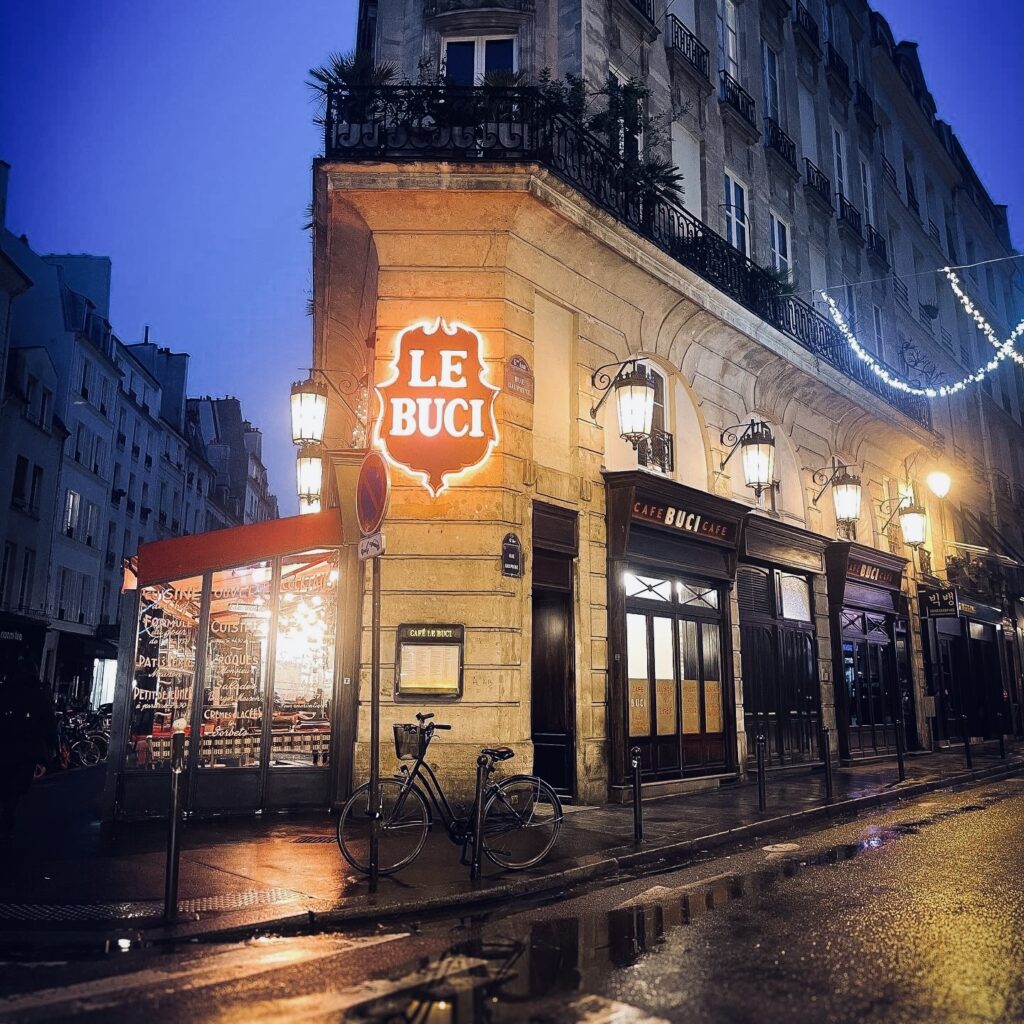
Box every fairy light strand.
[821,291,1021,398]
[942,267,1024,366]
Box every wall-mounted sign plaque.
[375,318,499,497]
[501,532,523,577]
[922,587,959,618]
[395,623,465,699]
[631,500,737,543]
[504,355,535,403]
[847,559,902,589]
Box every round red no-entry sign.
[356,451,391,537]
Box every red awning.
[136,511,344,586]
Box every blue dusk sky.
[1,1,1021,515]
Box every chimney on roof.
[144,325,150,344]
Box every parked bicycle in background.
[338,713,563,875]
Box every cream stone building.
[303,0,1024,809]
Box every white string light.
[942,268,1024,366]
[821,292,1021,398]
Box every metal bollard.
[895,716,907,782]
[755,732,767,813]
[961,715,973,770]
[163,720,187,924]
[821,726,834,804]
[997,712,1007,760]
[630,746,644,846]
[469,754,489,881]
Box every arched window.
[637,364,673,474]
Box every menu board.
[628,678,650,736]
[395,624,464,699]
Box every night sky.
[1,1,1020,515]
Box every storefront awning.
[136,510,344,587]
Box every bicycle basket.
[393,723,426,761]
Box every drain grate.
[292,834,336,844]
[0,887,307,923]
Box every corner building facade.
[313,0,1024,806]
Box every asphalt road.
[3,777,1022,1023]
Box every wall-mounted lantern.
[811,457,863,534]
[296,445,325,508]
[590,359,656,449]
[879,490,928,549]
[290,378,329,446]
[720,420,776,499]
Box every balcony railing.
[826,44,849,89]
[719,70,758,132]
[625,0,656,23]
[324,85,930,428]
[928,220,942,248]
[804,158,832,207]
[666,14,710,80]
[764,117,797,170]
[794,1,820,48]
[866,224,888,265]
[637,427,675,474]
[918,304,935,334]
[894,275,911,309]
[838,194,863,238]
[854,82,875,123]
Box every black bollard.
[163,721,187,924]
[821,726,834,804]
[997,712,1006,760]
[630,745,644,845]
[756,733,767,813]
[470,754,489,881]
[895,716,907,782]
[961,715,973,770]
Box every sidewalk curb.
[182,757,1022,944]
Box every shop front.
[605,472,747,797]
[826,543,912,763]
[737,519,829,767]
[103,511,348,819]
[0,611,48,679]
[921,585,1009,743]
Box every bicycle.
[337,712,563,875]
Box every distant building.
[187,397,279,526]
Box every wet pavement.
[2,777,1022,1022]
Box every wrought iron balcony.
[804,158,832,208]
[719,70,758,133]
[866,224,888,265]
[666,14,710,81]
[854,82,875,125]
[764,117,797,171]
[928,220,942,248]
[794,1,820,50]
[625,0,656,24]
[826,43,850,91]
[881,155,898,191]
[893,275,911,309]
[637,427,675,474]
[323,84,930,428]
[838,194,863,238]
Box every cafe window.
[199,561,272,769]
[625,573,673,602]
[271,550,339,766]
[127,576,203,769]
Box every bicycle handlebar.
[416,712,434,722]
[433,723,452,730]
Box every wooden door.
[531,588,575,797]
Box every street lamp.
[296,445,324,507]
[897,502,928,548]
[290,378,328,445]
[925,470,952,498]
[811,458,863,533]
[590,359,656,449]
[720,420,776,499]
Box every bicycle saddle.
[481,746,515,762]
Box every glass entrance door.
[841,637,898,756]
[625,573,728,779]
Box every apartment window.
[986,266,997,306]
[904,154,919,214]
[860,157,875,228]
[29,466,43,512]
[18,549,35,610]
[93,438,105,476]
[79,359,92,400]
[81,577,93,624]
[832,124,846,202]
[63,489,81,538]
[966,239,977,281]
[39,389,52,430]
[11,456,29,507]
[83,502,98,547]
[769,212,790,274]
[872,305,885,356]
[0,543,14,605]
[637,364,670,472]
[761,40,780,122]
[821,1,833,45]
[718,0,740,78]
[443,35,514,85]
[723,172,749,255]
[844,283,857,329]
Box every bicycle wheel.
[72,739,102,768]
[337,779,429,875]
[482,775,562,870]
